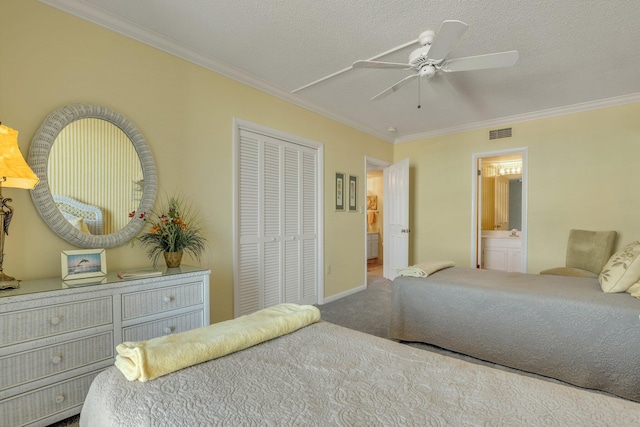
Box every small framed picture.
[335,172,345,211]
[61,249,107,280]
[348,175,358,212]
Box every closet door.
[235,129,318,317]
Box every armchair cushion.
[538,267,597,278]
[540,229,617,278]
[565,229,617,275]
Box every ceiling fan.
[352,20,519,101]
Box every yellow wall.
[394,102,640,274]
[1,1,393,322]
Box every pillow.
[66,215,91,234]
[626,281,640,299]
[599,241,640,293]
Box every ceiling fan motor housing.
[409,46,431,66]
[418,30,435,46]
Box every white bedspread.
[81,322,640,426]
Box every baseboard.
[320,283,366,304]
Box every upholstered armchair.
[540,229,617,278]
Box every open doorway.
[365,157,390,280]
[366,170,383,277]
[471,148,528,273]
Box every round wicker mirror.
[28,104,157,248]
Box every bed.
[81,320,640,426]
[390,266,640,403]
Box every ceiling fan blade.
[371,74,418,100]
[427,20,469,61]
[440,50,519,72]
[353,60,412,69]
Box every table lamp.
[0,124,39,289]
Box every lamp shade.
[0,125,39,189]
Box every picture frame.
[61,248,107,280]
[335,172,345,211]
[348,174,358,212]
[367,195,378,211]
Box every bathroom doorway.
[471,148,528,273]
[365,157,389,279]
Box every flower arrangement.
[132,195,206,267]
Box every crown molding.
[38,0,394,143]
[395,92,640,144]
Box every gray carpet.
[317,273,392,339]
[48,416,79,427]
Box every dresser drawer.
[0,297,112,347]
[122,310,204,342]
[121,281,203,320]
[0,370,100,427]
[0,332,113,392]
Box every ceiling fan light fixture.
[419,65,436,78]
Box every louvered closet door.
[236,129,318,317]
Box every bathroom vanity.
[481,231,522,272]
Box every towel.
[115,303,321,382]
[397,260,455,277]
[367,211,376,224]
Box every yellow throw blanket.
[397,260,455,277]
[115,303,321,382]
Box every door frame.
[232,118,325,309]
[364,156,390,286]
[470,147,528,272]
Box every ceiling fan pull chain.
[417,76,421,109]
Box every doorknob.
[401,229,411,233]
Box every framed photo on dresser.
[61,248,107,280]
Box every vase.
[163,251,183,268]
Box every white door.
[475,157,483,269]
[235,128,319,317]
[383,158,410,280]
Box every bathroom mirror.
[28,104,157,248]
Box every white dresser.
[0,266,210,427]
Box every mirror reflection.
[48,118,143,235]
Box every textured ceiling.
[41,0,640,142]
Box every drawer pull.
[51,355,63,365]
[55,394,65,404]
[163,327,174,335]
[163,296,174,303]
[50,316,62,325]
